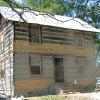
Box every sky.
[15,0,22,3]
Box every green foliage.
[0,0,8,6]
[41,95,67,100]
[26,0,65,14]
[24,0,100,28]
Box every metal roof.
[0,6,99,32]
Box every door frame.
[54,56,64,83]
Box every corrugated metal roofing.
[0,6,99,32]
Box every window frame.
[75,31,85,48]
[76,56,86,75]
[29,25,41,43]
[29,54,42,75]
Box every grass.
[26,95,67,100]
[41,95,67,100]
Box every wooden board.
[14,80,53,90]
[14,40,95,56]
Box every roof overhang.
[0,6,100,33]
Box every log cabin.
[0,6,99,96]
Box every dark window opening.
[29,54,41,75]
[29,26,41,43]
[76,32,84,47]
[30,66,40,75]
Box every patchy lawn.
[25,93,100,100]
[26,95,67,100]
[41,95,67,100]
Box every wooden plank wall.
[13,22,96,95]
[14,52,54,96]
[63,55,96,86]
[14,40,95,56]
[0,16,14,96]
[14,53,54,80]
[42,27,75,45]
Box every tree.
[26,0,100,28]
[0,0,7,6]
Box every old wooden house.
[0,6,99,96]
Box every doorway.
[54,57,64,83]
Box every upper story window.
[76,31,84,48]
[84,33,94,47]
[15,22,42,43]
[29,25,41,43]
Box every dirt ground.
[67,93,100,100]
[25,93,100,100]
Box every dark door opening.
[54,58,64,83]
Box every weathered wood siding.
[63,55,96,86]
[14,40,95,55]
[13,22,96,96]
[0,16,14,96]
[14,52,54,95]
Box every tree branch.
[2,0,99,28]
